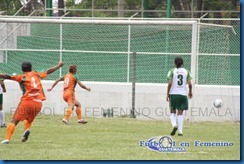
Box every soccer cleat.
[178,133,183,136]
[0,123,7,128]
[22,129,30,142]
[78,119,87,124]
[170,126,178,136]
[1,139,9,144]
[62,119,69,125]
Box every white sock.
[0,110,4,126]
[170,113,177,128]
[177,115,184,134]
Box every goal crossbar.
[0,17,197,25]
[198,22,237,35]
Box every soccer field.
[0,114,240,160]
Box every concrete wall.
[3,80,240,122]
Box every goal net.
[0,17,240,86]
[0,18,195,83]
[196,22,240,86]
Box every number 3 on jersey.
[177,74,183,86]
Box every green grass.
[0,114,240,160]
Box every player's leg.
[0,94,6,127]
[74,99,82,120]
[22,120,31,142]
[169,95,178,136]
[177,110,184,136]
[74,99,87,124]
[22,100,42,142]
[1,102,23,144]
[1,119,20,144]
[170,109,177,128]
[62,91,75,124]
[63,103,74,124]
[177,95,188,136]
[23,119,32,130]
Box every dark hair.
[22,61,32,72]
[69,65,77,73]
[174,56,184,68]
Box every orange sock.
[76,107,82,120]
[23,119,31,130]
[5,123,16,140]
[64,108,72,121]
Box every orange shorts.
[63,91,75,104]
[13,100,42,123]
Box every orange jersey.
[11,71,48,101]
[63,73,78,92]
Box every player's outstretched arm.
[0,80,6,93]
[0,74,11,80]
[46,61,63,75]
[77,81,91,91]
[47,77,64,91]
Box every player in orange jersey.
[47,64,91,125]
[0,61,63,144]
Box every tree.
[204,0,233,19]
[0,0,239,18]
[0,0,21,15]
[172,0,184,18]
[58,0,65,16]
[196,0,203,18]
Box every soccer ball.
[213,99,223,108]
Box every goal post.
[131,51,136,118]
